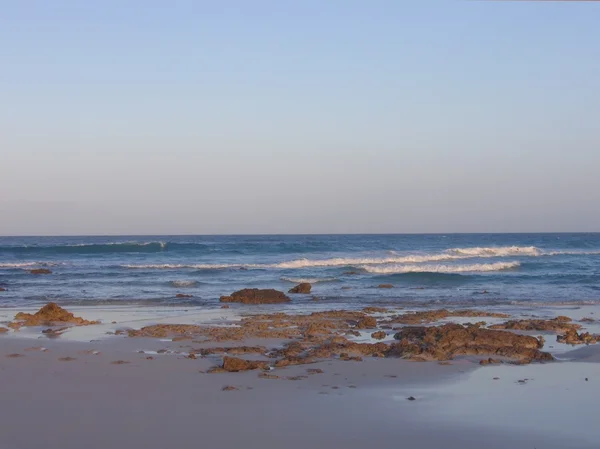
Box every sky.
[1,0,599,235]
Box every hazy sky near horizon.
[1,0,599,235]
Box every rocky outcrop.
[220,288,291,304]
[371,331,387,340]
[489,317,579,333]
[392,323,552,363]
[221,356,269,372]
[391,309,510,325]
[175,294,193,298]
[29,269,52,275]
[13,303,99,327]
[557,328,600,345]
[288,283,311,294]
[0,327,8,334]
[355,316,377,329]
[0,287,6,292]
[378,284,394,289]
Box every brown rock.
[363,307,391,313]
[479,358,502,366]
[378,284,394,289]
[391,309,511,325]
[0,287,6,292]
[557,328,600,345]
[6,353,24,358]
[220,288,291,304]
[289,283,312,294]
[0,327,8,334]
[222,356,269,372]
[356,316,377,329]
[222,385,238,391]
[30,268,52,275]
[307,368,324,374]
[580,317,595,323]
[371,331,387,340]
[221,305,230,309]
[490,317,579,333]
[111,360,130,365]
[58,357,76,362]
[392,323,552,363]
[176,294,193,298]
[13,303,99,327]
[258,372,280,380]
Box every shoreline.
[2,302,600,448]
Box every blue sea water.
[0,234,599,308]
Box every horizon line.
[1,231,599,238]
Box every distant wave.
[169,280,198,288]
[121,245,600,271]
[360,261,521,274]
[447,246,541,257]
[0,262,61,268]
[280,277,338,284]
[0,241,169,254]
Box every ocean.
[1,233,599,308]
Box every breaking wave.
[169,280,198,288]
[360,261,521,274]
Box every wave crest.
[169,280,198,288]
[360,261,521,274]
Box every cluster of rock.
[557,328,600,345]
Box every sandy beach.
[2,302,599,449]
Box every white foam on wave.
[447,246,542,257]
[169,280,198,288]
[280,277,338,284]
[123,263,239,269]
[121,245,600,271]
[360,261,521,274]
[0,262,62,268]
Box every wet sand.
[1,304,600,448]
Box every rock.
[222,385,238,391]
[391,323,553,364]
[6,353,24,358]
[176,294,193,298]
[580,317,595,323]
[0,287,6,292]
[58,357,76,362]
[344,271,360,275]
[356,316,377,329]
[0,327,8,334]
[490,317,579,333]
[371,331,387,340]
[407,396,416,401]
[557,328,600,345]
[289,283,311,294]
[111,360,130,365]
[221,305,230,309]
[378,284,394,289]
[29,269,52,275]
[222,356,269,372]
[13,303,99,327]
[363,307,391,313]
[391,309,510,325]
[307,368,324,374]
[220,288,291,304]
[479,358,502,366]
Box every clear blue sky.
[1,0,599,235]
